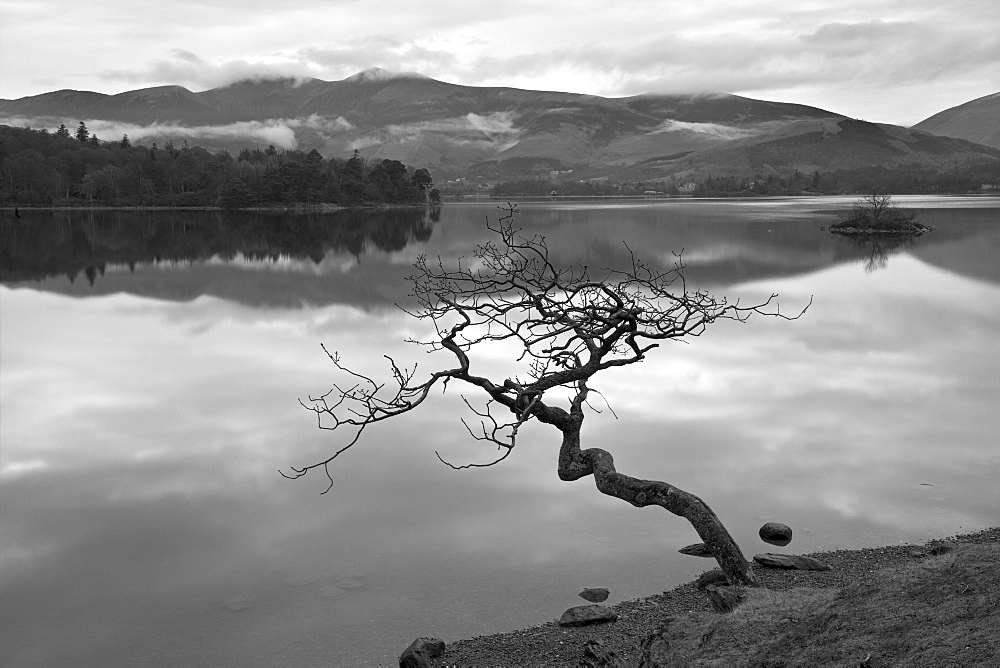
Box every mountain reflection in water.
[1,198,998,666]
[3,198,998,306]
[1,206,436,282]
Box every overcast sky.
[2,0,998,126]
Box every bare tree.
[284,205,809,586]
[861,190,894,221]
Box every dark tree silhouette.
[285,205,809,586]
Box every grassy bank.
[437,528,999,666]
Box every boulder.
[706,585,744,613]
[399,637,445,668]
[579,587,610,603]
[696,569,729,591]
[759,522,793,546]
[678,543,714,557]
[558,604,618,627]
[753,553,832,571]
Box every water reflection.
[835,233,914,273]
[1,199,999,666]
[3,199,999,308]
[0,207,435,286]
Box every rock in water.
[753,553,832,571]
[399,637,445,667]
[759,522,793,546]
[696,569,729,591]
[579,587,610,603]
[706,585,744,613]
[678,543,714,557]
[558,604,618,627]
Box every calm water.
[2,197,999,666]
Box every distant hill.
[2,69,998,181]
[913,93,1000,149]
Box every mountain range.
[2,69,998,181]
[912,93,1000,150]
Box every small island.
[827,191,932,236]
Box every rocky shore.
[423,527,999,666]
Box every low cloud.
[111,120,299,149]
[650,120,758,140]
[0,114,354,151]
[348,112,521,152]
[100,49,322,92]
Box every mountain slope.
[913,92,1000,149]
[2,70,996,180]
[647,118,1000,181]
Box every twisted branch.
[287,204,809,582]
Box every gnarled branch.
[288,203,808,582]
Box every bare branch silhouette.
[284,204,811,584]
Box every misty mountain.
[2,69,997,180]
[912,92,1000,150]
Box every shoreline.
[435,527,1000,666]
[0,203,442,213]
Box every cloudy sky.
[1,0,998,126]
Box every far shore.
[4,192,998,215]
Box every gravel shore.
[436,527,999,666]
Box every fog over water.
[2,197,998,665]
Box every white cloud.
[78,119,300,149]
[0,0,997,125]
[346,111,522,152]
[650,120,758,140]
[100,49,325,91]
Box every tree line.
[693,161,1000,197]
[490,160,999,199]
[490,179,676,197]
[0,124,439,208]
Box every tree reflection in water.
[836,233,915,273]
[0,207,437,286]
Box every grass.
[643,544,998,666]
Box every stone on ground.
[558,604,618,627]
[399,637,445,667]
[696,569,729,591]
[753,553,832,571]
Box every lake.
[1,197,998,665]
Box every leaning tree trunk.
[554,408,759,587]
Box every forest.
[490,159,1000,199]
[0,124,437,208]
[691,161,1000,197]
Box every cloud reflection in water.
[1,200,998,665]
